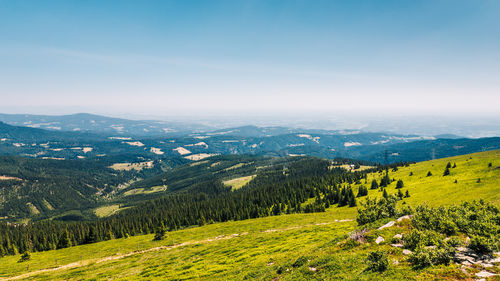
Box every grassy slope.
[0,150,498,280]
[356,149,500,206]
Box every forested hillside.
[0,156,368,256]
[0,157,173,220]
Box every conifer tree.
[57,230,72,249]
[349,194,357,207]
[18,251,31,263]
[154,222,166,241]
[397,189,403,199]
[396,179,404,189]
[443,167,450,176]
[382,188,388,199]
[371,179,379,189]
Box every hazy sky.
[0,0,499,116]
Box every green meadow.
[0,150,498,280]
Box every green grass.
[123,185,167,196]
[353,149,500,206]
[223,175,256,190]
[1,150,498,280]
[94,204,122,218]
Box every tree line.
[0,157,370,257]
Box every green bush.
[408,245,455,268]
[469,235,496,255]
[292,256,309,268]
[341,238,360,250]
[366,250,388,272]
[356,197,398,225]
[18,251,31,263]
[411,201,499,238]
[408,247,432,268]
[403,229,442,251]
[445,236,462,248]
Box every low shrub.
[18,251,31,263]
[408,245,455,268]
[366,250,388,272]
[469,235,497,255]
[356,196,399,225]
[403,229,442,251]
[292,256,309,268]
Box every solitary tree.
[154,222,167,241]
[405,190,410,198]
[396,179,404,189]
[427,171,432,177]
[18,251,31,263]
[446,162,452,169]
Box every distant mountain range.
[0,113,211,137]
[1,113,499,164]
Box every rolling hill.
[2,117,499,164]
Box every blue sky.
[0,0,499,116]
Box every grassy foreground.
[0,150,498,280]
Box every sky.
[0,0,499,117]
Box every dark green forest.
[0,157,373,256]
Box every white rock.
[396,215,411,222]
[375,236,385,244]
[378,221,395,230]
[393,233,403,239]
[391,243,404,248]
[402,249,412,255]
[308,267,317,272]
[489,257,500,263]
[476,271,497,278]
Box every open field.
[223,175,256,190]
[0,176,22,181]
[0,150,498,280]
[123,185,167,196]
[336,164,375,172]
[93,204,123,218]
[184,153,219,161]
[109,161,153,171]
